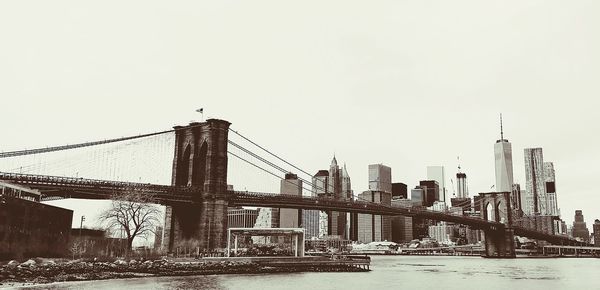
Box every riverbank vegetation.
[0,257,368,286]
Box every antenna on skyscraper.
[500,113,504,141]
[457,156,461,173]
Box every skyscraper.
[391,198,413,242]
[593,220,600,247]
[544,162,559,216]
[306,170,328,238]
[419,180,439,207]
[310,157,352,239]
[524,148,546,215]
[572,210,590,242]
[451,168,470,214]
[341,164,353,238]
[312,169,329,237]
[391,183,408,199]
[328,157,348,238]
[368,164,392,193]
[427,166,446,202]
[511,183,522,212]
[494,114,514,193]
[410,186,425,206]
[279,173,302,228]
[312,170,329,196]
[357,190,392,243]
[341,164,353,200]
[329,156,341,198]
[456,172,468,198]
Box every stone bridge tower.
[163,119,231,252]
[479,191,516,258]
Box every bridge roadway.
[0,172,194,204]
[0,172,499,229]
[0,172,587,246]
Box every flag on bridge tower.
[196,108,204,121]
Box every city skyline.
[2,1,600,229]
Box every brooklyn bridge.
[0,119,590,258]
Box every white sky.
[2,1,600,230]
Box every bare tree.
[70,240,86,260]
[99,192,162,251]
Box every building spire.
[500,113,504,141]
[331,153,338,167]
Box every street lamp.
[80,215,86,238]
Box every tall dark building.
[593,219,600,247]
[512,183,522,211]
[392,183,408,199]
[391,199,413,242]
[419,180,439,207]
[571,210,590,242]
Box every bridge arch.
[485,202,494,221]
[191,141,208,189]
[175,143,192,186]
[496,200,505,224]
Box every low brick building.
[70,228,128,257]
[0,194,72,259]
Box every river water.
[16,256,600,290]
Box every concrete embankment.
[0,256,370,286]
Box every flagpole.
[196,108,204,121]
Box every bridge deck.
[0,172,588,246]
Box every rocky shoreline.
[0,258,368,286]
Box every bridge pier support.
[483,227,516,258]
[164,198,228,252]
[163,119,231,253]
[479,191,516,258]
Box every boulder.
[40,260,57,267]
[114,259,128,266]
[19,259,36,268]
[6,260,19,268]
[129,259,138,265]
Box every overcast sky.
[2,1,600,229]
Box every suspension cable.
[228,128,398,205]
[228,141,398,206]
[228,150,316,194]
[229,128,313,177]
[228,140,321,194]
[0,130,173,158]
